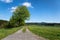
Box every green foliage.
[28,25,60,40]
[0,6,30,28]
[10,6,30,27]
[4,22,15,28]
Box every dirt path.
[2,28,48,40]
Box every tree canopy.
[10,6,30,26]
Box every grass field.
[0,27,21,39]
[28,25,60,40]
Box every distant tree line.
[26,22,60,26]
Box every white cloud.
[9,2,33,12]
[0,0,13,3]
[22,2,33,8]
[10,6,17,12]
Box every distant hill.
[0,20,8,27]
[26,22,60,26]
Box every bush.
[4,22,15,28]
[0,22,15,28]
[0,20,24,28]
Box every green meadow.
[28,25,60,40]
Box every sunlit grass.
[28,25,60,40]
[0,27,21,39]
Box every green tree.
[10,6,30,27]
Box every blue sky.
[0,0,60,23]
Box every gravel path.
[2,28,48,40]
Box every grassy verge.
[28,25,60,40]
[0,27,22,39]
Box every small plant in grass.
[22,27,26,32]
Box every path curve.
[2,28,48,40]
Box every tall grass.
[28,25,60,40]
[0,27,21,39]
